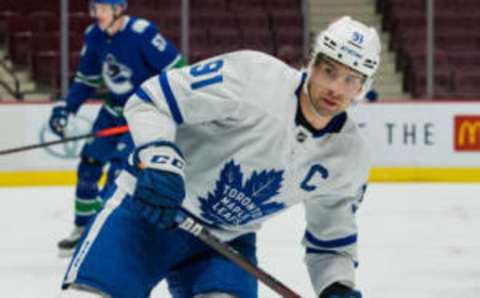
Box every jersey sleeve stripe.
[306,248,339,255]
[159,72,184,124]
[135,88,153,104]
[164,54,184,70]
[305,230,357,248]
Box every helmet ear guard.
[309,16,381,101]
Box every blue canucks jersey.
[65,16,183,114]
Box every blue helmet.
[92,0,127,6]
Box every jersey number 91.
[189,59,224,90]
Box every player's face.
[91,4,119,30]
[307,58,364,117]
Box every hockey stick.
[177,215,302,298]
[0,125,129,156]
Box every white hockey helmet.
[310,16,381,100]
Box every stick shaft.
[178,217,302,298]
[0,125,129,156]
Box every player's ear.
[114,5,123,17]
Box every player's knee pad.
[105,158,125,185]
[60,284,110,298]
[193,293,238,298]
[76,157,104,199]
[78,157,103,182]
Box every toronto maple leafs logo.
[199,160,285,226]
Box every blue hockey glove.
[320,283,362,298]
[49,104,70,137]
[131,141,186,229]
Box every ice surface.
[1,184,479,297]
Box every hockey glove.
[49,104,70,137]
[320,282,362,298]
[131,141,186,229]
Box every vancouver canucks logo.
[102,54,134,95]
[199,160,285,225]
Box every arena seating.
[379,0,480,98]
[1,0,304,94]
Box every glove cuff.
[132,141,185,178]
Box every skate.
[57,225,84,258]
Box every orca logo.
[40,115,92,159]
[102,54,134,95]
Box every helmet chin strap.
[303,80,325,119]
[104,7,124,35]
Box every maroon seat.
[128,0,156,12]
[29,11,59,32]
[70,13,92,33]
[448,52,480,70]
[0,0,15,12]
[228,0,265,13]
[453,71,480,98]
[241,43,275,55]
[147,11,180,31]
[265,0,301,12]
[161,28,181,47]
[407,65,453,98]
[15,0,47,15]
[191,0,228,12]
[33,51,81,90]
[155,0,180,12]
[190,44,234,63]
[270,11,303,33]
[0,0,16,22]
[208,27,242,49]
[274,26,303,49]
[5,15,42,65]
[189,28,209,61]
[69,1,89,13]
[236,11,270,32]
[191,10,237,30]
[276,45,303,67]
[241,27,274,53]
[436,34,479,51]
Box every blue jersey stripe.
[135,88,153,104]
[159,73,184,124]
[305,231,357,248]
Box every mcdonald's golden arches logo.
[454,115,480,151]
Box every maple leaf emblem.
[199,160,285,225]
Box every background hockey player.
[60,16,380,298]
[48,0,186,256]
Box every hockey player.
[60,16,380,298]
[48,0,186,256]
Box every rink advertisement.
[1,101,480,184]
[348,101,480,181]
[0,103,100,185]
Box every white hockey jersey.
[123,50,370,295]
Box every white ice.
[1,184,479,297]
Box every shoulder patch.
[131,19,150,34]
[84,24,95,35]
